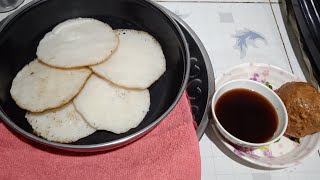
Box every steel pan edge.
[0,0,190,152]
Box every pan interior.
[0,0,187,145]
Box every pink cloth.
[0,93,201,180]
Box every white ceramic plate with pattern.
[212,63,320,169]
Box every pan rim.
[0,0,190,152]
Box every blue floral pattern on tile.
[233,29,267,58]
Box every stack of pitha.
[10,18,166,143]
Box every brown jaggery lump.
[277,82,320,138]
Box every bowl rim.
[211,79,288,148]
[0,0,190,152]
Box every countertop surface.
[1,0,319,180]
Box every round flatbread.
[10,60,92,112]
[73,75,150,134]
[90,29,166,89]
[37,18,119,68]
[26,102,96,143]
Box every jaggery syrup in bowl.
[214,88,278,143]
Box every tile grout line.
[156,1,279,4]
[268,0,294,73]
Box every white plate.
[212,63,320,169]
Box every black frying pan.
[0,0,190,152]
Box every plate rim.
[212,62,320,169]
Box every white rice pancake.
[73,75,150,134]
[26,102,96,143]
[37,18,119,68]
[10,60,91,112]
[91,29,166,89]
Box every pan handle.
[186,57,215,140]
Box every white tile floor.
[157,0,279,3]
[159,2,291,76]
[270,3,306,81]
[158,1,320,180]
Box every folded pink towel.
[0,93,200,180]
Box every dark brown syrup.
[215,88,278,143]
